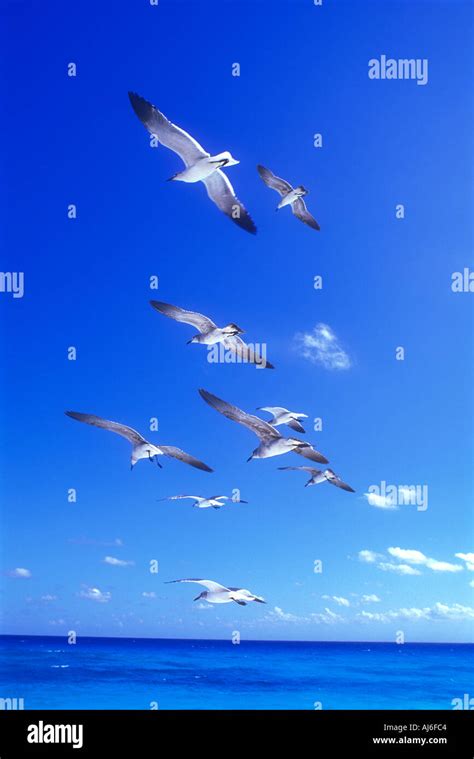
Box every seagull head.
[220,151,240,167]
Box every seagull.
[166,579,265,605]
[278,466,355,492]
[150,300,274,369]
[257,406,308,434]
[65,411,212,471]
[129,92,256,234]
[199,389,328,463]
[158,494,247,510]
[257,164,320,230]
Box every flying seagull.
[166,579,265,605]
[257,164,320,230]
[65,411,212,471]
[257,406,308,434]
[199,389,328,463]
[278,466,355,492]
[128,92,256,234]
[150,300,274,369]
[158,494,247,510]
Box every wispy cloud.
[361,594,381,603]
[359,603,474,623]
[363,492,398,510]
[358,550,383,564]
[322,595,350,607]
[142,591,156,599]
[455,553,474,571]
[7,567,31,579]
[41,594,58,602]
[388,547,462,573]
[79,587,111,603]
[359,547,463,575]
[103,555,134,567]
[266,606,345,625]
[294,323,351,370]
[378,562,421,576]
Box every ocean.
[0,636,472,710]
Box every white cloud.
[323,595,350,607]
[364,493,398,510]
[469,580,474,588]
[142,591,156,599]
[455,553,474,571]
[312,607,344,624]
[79,587,111,603]
[359,603,474,623]
[294,323,351,370]
[361,594,381,603]
[388,547,427,565]
[8,567,31,578]
[378,562,422,576]
[103,556,134,567]
[41,594,57,602]
[358,550,382,564]
[272,606,302,622]
[388,547,462,573]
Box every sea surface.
[0,636,472,710]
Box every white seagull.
[166,579,266,605]
[278,466,355,492]
[257,164,320,230]
[65,411,212,471]
[158,494,247,510]
[257,406,308,434]
[199,389,328,463]
[150,300,274,369]
[129,92,256,234]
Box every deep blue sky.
[1,0,473,642]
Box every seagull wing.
[326,471,355,492]
[65,411,146,445]
[203,170,257,235]
[166,579,230,593]
[128,92,208,167]
[150,300,216,333]
[158,495,206,503]
[158,445,213,472]
[295,444,329,465]
[286,418,306,433]
[278,466,322,476]
[257,165,293,196]
[257,406,289,416]
[292,197,320,231]
[199,388,280,440]
[223,336,274,369]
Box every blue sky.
[0,0,473,643]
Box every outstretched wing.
[278,466,321,476]
[326,470,355,492]
[128,92,208,167]
[199,388,280,440]
[295,444,329,465]
[65,411,146,445]
[165,579,230,593]
[204,170,257,235]
[257,164,293,196]
[158,445,213,472]
[223,336,274,369]
[292,197,320,231]
[158,495,206,503]
[287,418,306,433]
[150,301,216,333]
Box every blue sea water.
[0,636,472,710]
